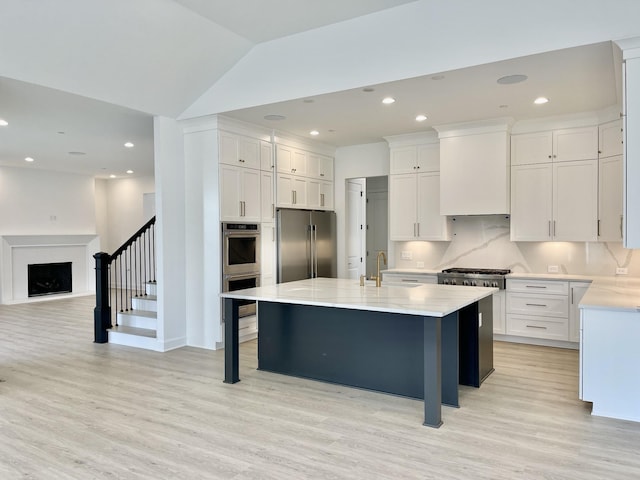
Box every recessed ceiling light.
[110,174,116,178]
[264,114,286,121]
[534,97,549,105]
[431,75,445,81]
[309,130,319,136]
[68,151,86,155]
[362,87,375,93]
[126,170,134,174]
[497,74,528,85]
[0,119,8,126]
[124,142,134,148]
[25,157,34,162]
[415,114,428,122]
[382,97,396,105]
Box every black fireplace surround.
[28,262,72,297]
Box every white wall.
[101,176,155,253]
[154,116,187,351]
[0,167,96,235]
[334,142,390,278]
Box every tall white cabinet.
[623,48,640,248]
[386,134,451,241]
[598,119,623,242]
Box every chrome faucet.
[372,251,387,287]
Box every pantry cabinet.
[219,164,261,222]
[261,171,275,222]
[598,155,623,241]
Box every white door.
[346,179,365,279]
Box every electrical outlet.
[417,261,425,268]
[401,251,412,260]
[547,265,559,273]
[616,267,628,275]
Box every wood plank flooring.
[1,295,640,479]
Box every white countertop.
[507,272,594,282]
[220,277,497,317]
[579,277,640,312]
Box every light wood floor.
[1,296,640,479]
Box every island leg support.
[423,316,443,428]
[223,298,240,384]
[441,312,460,408]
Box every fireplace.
[28,262,72,297]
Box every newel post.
[93,252,112,343]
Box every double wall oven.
[222,223,260,318]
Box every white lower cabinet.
[506,279,570,342]
[569,281,590,343]
[493,290,506,335]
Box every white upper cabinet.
[307,153,334,180]
[219,131,261,170]
[553,127,598,162]
[552,159,598,241]
[389,172,451,241]
[511,126,598,165]
[599,119,624,158]
[510,164,553,241]
[260,141,274,171]
[389,142,440,174]
[276,145,307,175]
[510,159,598,242]
[599,155,623,242]
[511,131,553,165]
[219,164,261,222]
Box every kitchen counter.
[507,272,594,282]
[382,268,440,275]
[579,276,640,312]
[221,278,496,428]
[221,277,496,317]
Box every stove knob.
[484,281,490,287]
[443,279,449,285]
[463,280,469,286]
[451,279,457,285]
[492,281,499,288]
[472,280,477,286]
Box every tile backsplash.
[392,215,638,277]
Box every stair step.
[108,325,159,351]
[145,282,157,296]
[118,309,157,329]
[132,295,157,312]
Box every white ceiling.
[0,1,624,179]
[224,42,622,146]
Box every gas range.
[437,268,511,289]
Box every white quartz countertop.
[579,277,640,312]
[507,272,594,282]
[220,277,497,317]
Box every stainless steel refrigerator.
[277,209,337,283]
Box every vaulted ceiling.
[0,1,637,178]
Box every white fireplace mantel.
[0,234,100,304]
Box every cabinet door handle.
[597,219,600,237]
[320,193,325,207]
[553,220,556,237]
[320,173,324,177]
[413,223,417,237]
[291,191,295,205]
[417,223,420,237]
[548,220,551,237]
[272,204,275,218]
[526,285,547,289]
[416,165,420,170]
[548,155,552,159]
[620,215,624,238]
[525,303,548,307]
[526,325,547,329]
[571,287,574,304]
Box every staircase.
[94,216,160,351]
[107,281,159,350]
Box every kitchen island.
[221,278,496,427]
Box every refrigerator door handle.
[313,225,318,278]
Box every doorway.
[345,176,388,279]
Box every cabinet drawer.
[382,273,437,284]
[507,292,568,318]
[506,314,568,340]
[507,279,568,295]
